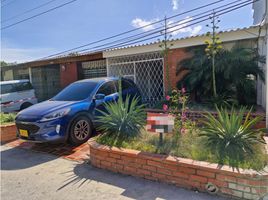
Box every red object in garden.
[146,112,174,133]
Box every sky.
[1,0,255,63]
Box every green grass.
[0,113,16,124]
[96,130,268,171]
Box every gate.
[81,59,107,79]
[107,52,164,107]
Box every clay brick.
[147,160,162,168]
[243,192,260,200]
[157,167,172,175]
[251,187,268,194]
[178,166,196,174]
[101,160,111,167]
[164,164,178,171]
[152,172,166,180]
[124,166,136,174]
[142,165,157,172]
[109,153,121,159]
[190,175,208,183]
[208,178,228,187]
[111,163,123,171]
[105,157,116,163]
[216,174,236,183]
[231,190,243,198]
[136,158,147,165]
[137,169,151,176]
[197,170,215,178]
[173,171,189,179]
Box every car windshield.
[52,82,98,101]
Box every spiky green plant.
[200,106,265,169]
[96,95,146,145]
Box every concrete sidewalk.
[1,145,228,200]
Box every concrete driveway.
[1,145,229,200]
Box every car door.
[94,81,118,119]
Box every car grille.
[16,122,40,135]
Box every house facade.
[1,26,266,108]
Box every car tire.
[69,115,93,145]
[20,102,33,110]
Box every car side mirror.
[94,93,105,100]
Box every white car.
[0,80,38,113]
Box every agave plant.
[200,106,265,169]
[97,95,146,143]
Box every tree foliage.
[177,44,265,105]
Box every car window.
[1,84,15,94]
[97,81,116,96]
[52,82,98,101]
[14,82,33,92]
[122,80,133,91]
[114,80,134,92]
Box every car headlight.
[40,108,71,122]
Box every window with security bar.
[107,52,164,107]
[82,59,107,79]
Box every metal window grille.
[82,59,107,79]
[107,52,164,107]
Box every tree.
[177,44,265,105]
[159,16,173,93]
[0,61,8,67]
[204,11,222,98]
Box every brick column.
[60,62,78,88]
[163,48,191,93]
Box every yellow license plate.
[19,129,28,137]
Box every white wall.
[252,0,267,24]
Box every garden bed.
[89,139,268,200]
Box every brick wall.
[164,48,191,93]
[0,124,17,143]
[146,110,266,129]
[89,140,268,200]
[60,62,78,88]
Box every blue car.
[15,77,142,145]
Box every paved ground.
[5,139,89,161]
[1,145,229,200]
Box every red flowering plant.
[163,87,195,135]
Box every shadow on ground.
[1,146,58,170]
[58,162,228,200]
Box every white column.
[28,67,32,83]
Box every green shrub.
[200,106,266,169]
[0,113,16,124]
[96,95,146,146]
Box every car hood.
[17,100,79,119]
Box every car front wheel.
[69,116,92,145]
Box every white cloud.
[1,47,55,63]
[131,18,157,31]
[167,17,202,36]
[172,0,179,10]
[190,25,202,36]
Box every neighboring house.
[1,26,266,108]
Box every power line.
[1,0,59,23]
[1,0,79,30]
[39,0,226,59]
[40,0,251,60]
[73,0,257,55]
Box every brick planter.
[0,124,17,144]
[88,140,268,200]
[146,110,266,129]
